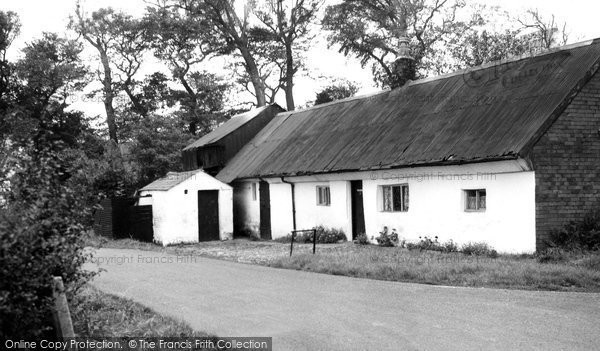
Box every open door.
[198,190,220,241]
[350,180,366,240]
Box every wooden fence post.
[52,276,75,339]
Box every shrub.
[407,236,443,251]
[442,239,459,253]
[314,225,347,243]
[375,227,399,247]
[535,247,569,263]
[0,154,94,339]
[461,242,498,258]
[355,233,369,245]
[547,209,600,251]
[274,226,347,244]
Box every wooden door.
[351,180,366,240]
[198,190,220,241]
[259,181,272,240]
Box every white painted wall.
[269,182,294,238]
[139,171,233,245]
[232,181,260,235]
[293,181,351,236]
[263,160,536,253]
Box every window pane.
[466,190,477,210]
[478,190,486,209]
[402,185,409,211]
[317,186,330,206]
[392,186,402,211]
[383,186,392,211]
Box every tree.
[0,27,94,339]
[72,4,120,143]
[152,0,270,106]
[202,0,268,106]
[129,114,192,187]
[144,5,230,134]
[314,79,359,105]
[450,29,529,69]
[450,7,570,70]
[322,0,480,87]
[517,9,569,50]
[109,15,150,117]
[0,11,19,102]
[253,0,322,110]
[10,33,88,151]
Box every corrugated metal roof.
[217,39,600,183]
[183,105,273,151]
[140,170,204,191]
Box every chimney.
[390,36,415,89]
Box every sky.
[3,0,600,115]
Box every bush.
[406,237,494,256]
[314,225,347,243]
[355,233,369,245]
[547,209,600,251]
[442,239,459,253]
[406,236,444,251]
[0,153,94,339]
[461,242,498,258]
[535,247,569,263]
[375,227,399,247]
[274,226,347,244]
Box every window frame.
[380,184,409,212]
[316,185,331,206]
[464,189,486,212]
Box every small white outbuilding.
[138,169,233,245]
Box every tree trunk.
[177,74,200,135]
[99,48,118,144]
[284,42,295,111]
[239,47,266,107]
[123,81,147,117]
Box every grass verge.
[269,245,600,292]
[71,285,207,337]
[87,233,600,292]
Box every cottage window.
[465,189,486,211]
[316,186,331,206]
[252,183,257,201]
[381,185,409,212]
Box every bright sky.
[4,0,600,115]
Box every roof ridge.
[279,38,598,116]
[278,90,390,116]
[408,38,596,87]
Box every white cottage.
[138,169,233,245]
[215,39,600,253]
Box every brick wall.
[530,71,600,249]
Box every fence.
[289,229,317,256]
[93,198,153,242]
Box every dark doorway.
[259,181,272,240]
[198,190,220,241]
[350,180,366,240]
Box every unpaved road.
[88,248,600,351]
